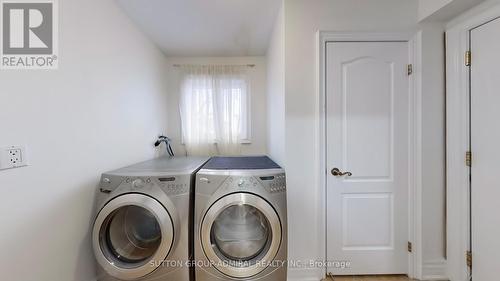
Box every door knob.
[331,168,352,177]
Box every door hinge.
[465,51,472,66]
[466,251,472,268]
[466,151,472,167]
[407,64,413,75]
[408,241,413,253]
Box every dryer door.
[201,193,282,278]
[92,193,174,280]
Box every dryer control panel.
[215,174,286,194]
[258,174,286,193]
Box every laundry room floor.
[326,275,416,281]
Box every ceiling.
[116,0,282,57]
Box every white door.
[470,17,500,281]
[326,42,410,275]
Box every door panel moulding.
[316,31,428,280]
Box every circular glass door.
[201,193,282,278]
[104,205,161,264]
[93,194,174,280]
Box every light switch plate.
[0,145,28,170]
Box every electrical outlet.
[0,145,28,170]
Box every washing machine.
[92,156,209,281]
[194,156,287,281]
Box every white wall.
[284,0,445,280]
[419,0,486,22]
[420,22,448,277]
[419,0,453,21]
[266,3,286,167]
[164,57,268,156]
[0,0,169,280]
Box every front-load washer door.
[201,193,282,278]
[92,193,174,280]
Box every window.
[179,65,250,156]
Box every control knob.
[132,179,145,188]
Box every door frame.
[446,2,500,281]
[316,31,423,280]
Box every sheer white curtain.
[179,65,250,156]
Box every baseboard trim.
[286,260,447,281]
[287,267,323,281]
[422,259,448,280]
[288,278,321,281]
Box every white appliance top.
[105,156,210,176]
[201,156,281,170]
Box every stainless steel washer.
[92,156,209,281]
[194,156,287,281]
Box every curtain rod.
[172,64,255,68]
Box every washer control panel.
[99,175,189,195]
[155,176,189,195]
[124,177,152,187]
[132,178,146,188]
[99,175,123,193]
